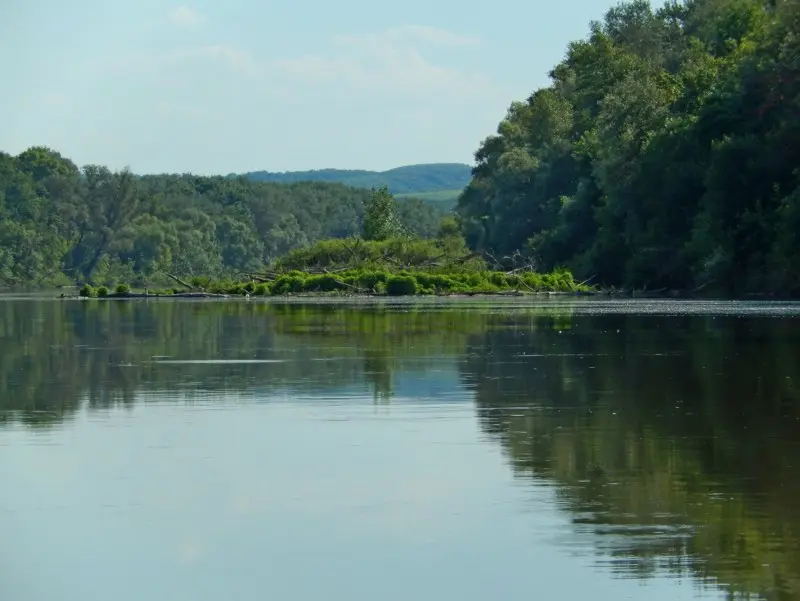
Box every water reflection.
[463,312,800,600]
[1,299,799,600]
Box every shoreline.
[51,290,800,301]
[58,289,595,300]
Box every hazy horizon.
[2,0,617,174]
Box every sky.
[1,0,615,174]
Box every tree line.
[4,0,796,295]
[0,148,443,286]
[456,0,800,296]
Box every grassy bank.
[76,267,590,298]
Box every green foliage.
[386,275,418,296]
[237,163,471,195]
[457,0,800,296]
[270,274,308,295]
[273,237,485,273]
[190,276,212,290]
[437,216,461,239]
[362,186,405,241]
[78,284,95,298]
[395,189,462,209]
[0,150,444,287]
[193,266,584,296]
[96,286,109,297]
[115,283,131,295]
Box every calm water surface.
[1,298,799,601]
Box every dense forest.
[457,0,800,296]
[0,148,444,286]
[237,163,471,195]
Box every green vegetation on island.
[72,187,587,298]
[457,0,800,297]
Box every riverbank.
[69,268,593,299]
[50,282,798,301]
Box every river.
[1,297,798,600]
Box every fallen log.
[163,272,194,290]
[320,269,374,294]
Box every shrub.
[79,284,95,298]
[162,265,584,299]
[356,270,388,291]
[305,274,345,292]
[115,283,131,295]
[191,276,211,289]
[415,273,458,292]
[522,273,544,289]
[272,237,487,273]
[96,286,109,297]
[207,279,234,294]
[386,275,417,296]
[272,274,307,295]
[490,273,507,287]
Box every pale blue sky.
[1,0,616,174]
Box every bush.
[386,275,417,296]
[96,286,109,297]
[191,276,211,289]
[79,284,95,298]
[273,237,487,273]
[490,273,507,287]
[115,283,131,295]
[271,274,307,295]
[305,274,345,292]
[356,271,388,291]
[415,273,459,292]
[153,266,585,299]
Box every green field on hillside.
[395,189,462,208]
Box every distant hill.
[236,163,472,196]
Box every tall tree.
[457,0,800,295]
[67,166,141,281]
[362,186,405,241]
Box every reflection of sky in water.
[1,394,723,601]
